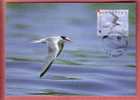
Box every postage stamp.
[97,9,129,37]
[97,9,129,57]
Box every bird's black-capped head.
[60,36,71,42]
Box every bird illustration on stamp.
[97,9,129,57]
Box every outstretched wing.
[40,39,64,78]
[40,40,59,78]
[40,60,54,78]
[57,41,64,57]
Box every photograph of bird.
[32,36,71,78]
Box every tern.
[32,36,71,78]
[110,12,120,27]
[102,12,120,39]
[102,12,120,29]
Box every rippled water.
[6,3,136,96]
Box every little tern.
[32,36,71,78]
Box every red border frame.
[0,0,139,100]
[4,0,137,3]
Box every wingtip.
[39,73,44,78]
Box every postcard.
[1,1,138,100]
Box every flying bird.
[102,12,120,28]
[102,12,121,39]
[110,12,120,29]
[32,36,71,78]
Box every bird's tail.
[40,61,54,78]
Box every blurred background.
[6,3,136,96]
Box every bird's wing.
[40,59,54,78]
[40,39,63,78]
[57,41,64,57]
